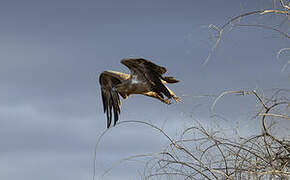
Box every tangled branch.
[205,0,290,65]
[143,90,290,180]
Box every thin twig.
[233,24,290,38]
[258,113,290,120]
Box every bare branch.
[210,90,248,116]
[258,113,290,120]
[279,0,290,10]
[233,24,290,38]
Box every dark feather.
[99,72,123,128]
[162,76,179,83]
[137,58,167,74]
[148,69,171,98]
[122,58,172,99]
[142,60,172,98]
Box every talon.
[174,96,181,103]
[164,99,172,104]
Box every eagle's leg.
[143,92,171,104]
[165,86,181,103]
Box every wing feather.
[99,71,127,128]
[121,58,172,98]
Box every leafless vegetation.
[142,1,290,179]
[94,1,290,179]
[95,90,289,180]
[141,90,290,180]
[205,0,290,67]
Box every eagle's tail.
[162,76,179,83]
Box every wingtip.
[106,110,112,128]
[106,119,111,128]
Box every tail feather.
[162,76,179,83]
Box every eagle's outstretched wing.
[99,71,129,128]
[121,58,179,99]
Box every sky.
[0,0,289,179]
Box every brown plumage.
[99,58,180,128]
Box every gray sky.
[0,0,289,179]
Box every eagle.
[99,58,180,128]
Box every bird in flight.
[99,58,180,128]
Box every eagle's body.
[99,58,180,128]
